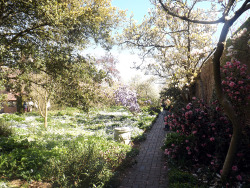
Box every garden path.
[119,112,168,188]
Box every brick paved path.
[119,112,168,188]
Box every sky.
[112,0,152,22]
[84,0,154,84]
[110,0,154,83]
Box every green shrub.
[0,119,14,137]
[0,138,54,180]
[25,111,40,116]
[168,169,198,185]
[168,168,207,188]
[45,143,112,187]
[2,113,25,122]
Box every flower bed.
[0,106,158,187]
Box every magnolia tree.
[157,0,250,181]
[114,85,140,114]
[119,0,216,88]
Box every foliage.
[114,85,140,114]
[45,138,129,188]
[0,107,157,187]
[160,80,186,113]
[129,76,160,107]
[0,80,7,109]
[1,113,25,122]
[163,97,250,186]
[1,0,125,120]
[221,61,250,114]
[168,168,207,188]
[0,119,14,137]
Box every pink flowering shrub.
[163,98,232,170]
[221,60,250,112]
[163,60,250,185]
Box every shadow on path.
[119,112,168,188]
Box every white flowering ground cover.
[0,106,157,187]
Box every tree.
[129,76,159,106]
[157,0,250,181]
[1,0,125,127]
[119,0,216,88]
[96,52,121,84]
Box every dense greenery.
[0,106,158,187]
[0,0,125,127]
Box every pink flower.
[229,81,235,88]
[240,67,246,72]
[192,97,196,100]
[207,154,212,157]
[238,81,244,84]
[192,131,197,134]
[237,153,244,157]
[220,170,223,174]
[236,175,242,181]
[186,146,190,150]
[234,61,241,66]
[188,151,191,155]
[232,166,238,171]
[186,104,191,110]
[171,144,175,147]
[216,107,221,111]
[210,137,215,141]
[185,140,189,143]
[222,80,226,85]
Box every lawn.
[0,106,158,188]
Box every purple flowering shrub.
[114,86,140,114]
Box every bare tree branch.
[159,0,227,24]
[121,41,174,49]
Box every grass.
[0,106,159,187]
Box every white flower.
[242,28,247,33]
[227,45,234,52]
[203,47,210,52]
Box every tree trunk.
[212,10,246,180]
[44,93,48,129]
[221,124,241,180]
[44,111,48,129]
